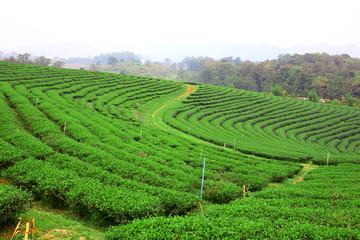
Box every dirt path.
[292,163,317,184]
[267,162,317,188]
[151,84,197,130]
[176,85,196,99]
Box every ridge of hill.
[0,61,359,238]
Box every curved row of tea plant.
[106,163,360,239]
[0,61,301,225]
[165,84,360,164]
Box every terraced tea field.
[164,84,359,164]
[107,164,360,239]
[0,61,359,239]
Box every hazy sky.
[1,0,359,59]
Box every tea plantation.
[0,61,358,239]
[165,84,359,164]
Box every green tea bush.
[203,180,242,203]
[0,184,33,225]
[0,141,26,169]
[106,164,360,239]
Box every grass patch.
[0,202,105,240]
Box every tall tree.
[52,61,65,68]
[34,56,51,66]
[107,56,118,66]
[16,53,32,64]
[272,85,286,97]
[308,90,319,102]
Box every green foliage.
[0,61,358,236]
[271,85,285,97]
[166,84,360,163]
[345,94,359,107]
[0,140,26,169]
[308,90,319,102]
[15,202,106,239]
[52,60,65,68]
[72,53,360,104]
[106,164,360,239]
[0,184,33,225]
[193,53,360,102]
[203,180,242,203]
[33,56,52,66]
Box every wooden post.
[24,222,30,240]
[10,219,22,240]
[242,185,246,198]
[35,97,38,107]
[30,218,35,239]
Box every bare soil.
[292,163,317,184]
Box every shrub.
[203,180,242,203]
[271,85,286,97]
[0,184,33,225]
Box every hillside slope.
[163,84,359,163]
[0,61,299,222]
[107,163,360,239]
[0,61,358,235]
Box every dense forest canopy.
[197,53,360,100]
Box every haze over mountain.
[138,42,360,62]
[5,42,359,63]
[1,0,359,62]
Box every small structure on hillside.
[319,99,330,103]
[297,97,308,101]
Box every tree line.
[1,53,64,68]
[186,53,360,107]
[194,53,359,101]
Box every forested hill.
[195,53,360,102]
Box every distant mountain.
[3,42,360,63]
[141,42,360,62]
